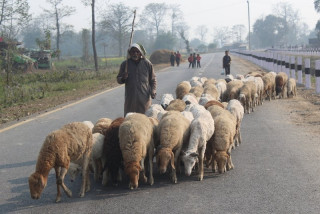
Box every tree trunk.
[55,6,60,60]
[91,0,98,72]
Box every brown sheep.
[156,111,190,183]
[28,122,92,202]
[190,85,204,98]
[204,100,225,109]
[92,118,113,136]
[275,72,288,99]
[287,78,297,98]
[166,99,186,112]
[224,80,244,102]
[176,81,191,99]
[119,113,158,189]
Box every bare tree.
[195,25,208,42]
[99,3,133,57]
[44,0,75,60]
[82,0,98,71]
[0,0,31,39]
[213,26,230,47]
[168,4,183,36]
[232,24,246,42]
[142,3,168,37]
[177,24,190,53]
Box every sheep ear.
[190,152,199,158]
[39,175,46,188]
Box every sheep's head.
[125,162,141,190]
[28,172,47,199]
[204,149,212,168]
[214,151,229,174]
[67,163,82,182]
[181,151,198,176]
[239,94,246,106]
[156,148,174,174]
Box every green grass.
[0,57,121,108]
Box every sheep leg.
[80,153,90,197]
[147,147,154,186]
[58,167,73,198]
[55,167,62,203]
[198,147,205,181]
[226,155,234,171]
[140,158,147,183]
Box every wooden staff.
[125,10,137,76]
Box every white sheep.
[145,104,167,121]
[182,93,199,105]
[181,104,215,181]
[160,93,174,109]
[226,99,244,147]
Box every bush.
[149,49,172,64]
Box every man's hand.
[122,72,128,81]
[151,92,156,99]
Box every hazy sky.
[28,0,319,42]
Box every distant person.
[223,50,231,75]
[192,53,196,68]
[175,51,181,67]
[188,54,193,68]
[170,52,175,66]
[196,54,201,68]
[117,43,157,116]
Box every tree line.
[1,1,320,61]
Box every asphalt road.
[1,52,320,214]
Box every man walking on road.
[117,43,157,116]
[223,50,231,75]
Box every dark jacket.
[223,55,231,68]
[117,58,157,116]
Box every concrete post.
[315,60,320,94]
[305,58,311,89]
[290,56,296,79]
[285,55,290,77]
[297,56,302,84]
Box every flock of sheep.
[28,70,296,203]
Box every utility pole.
[247,0,251,50]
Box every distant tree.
[251,15,286,48]
[190,38,202,50]
[168,4,183,36]
[36,30,52,50]
[82,0,98,71]
[43,0,76,60]
[142,3,168,37]
[213,27,230,47]
[232,24,246,42]
[195,25,208,42]
[82,29,90,63]
[207,43,217,50]
[99,3,133,57]
[272,2,300,46]
[177,27,190,53]
[152,31,176,50]
[0,0,31,39]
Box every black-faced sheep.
[119,113,158,189]
[102,117,125,186]
[156,111,190,183]
[28,122,92,202]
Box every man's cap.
[129,43,146,56]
